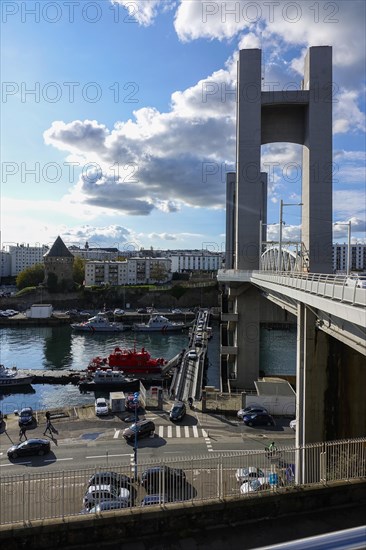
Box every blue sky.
[1,0,365,253]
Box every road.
[0,405,296,475]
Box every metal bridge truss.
[260,243,310,273]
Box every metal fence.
[1,437,365,525]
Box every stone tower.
[44,236,74,290]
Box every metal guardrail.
[218,269,366,308]
[1,437,365,525]
[251,271,366,308]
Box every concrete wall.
[1,482,365,549]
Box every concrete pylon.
[235,46,333,273]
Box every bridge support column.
[234,286,260,389]
[296,303,329,483]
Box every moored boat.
[79,369,139,392]
[133,314,186,333]
[88,346,166,375]
[71,312,124,333]
[0,364,33,387]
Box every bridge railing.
[0,437,365,525]
[251,271,366,308]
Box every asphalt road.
[0,404,296,474]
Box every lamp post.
[133,391,139,480]
[278,200,303,272]
[334,221,352,275]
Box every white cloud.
[111,0,165,26]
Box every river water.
[0,323,295,414]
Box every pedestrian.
[19,425,27,441]
[43,418,53,436]
[45,411,51,421]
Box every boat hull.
[133,325,184,332]
[0,376,34,387]
[71,325,123,332]
[79,379,140,392]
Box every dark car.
[88,499,131,513]
[7,438,51,459]
[237,406,269,420]
[140,466,186,494]
[243,413,275,427]
[137,308,147,313]
[141,494,169,506]
[122,419,155,442]
[88,471,133,490]
[18,407,34,427]
[169,401,186,422]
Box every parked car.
[235,467,266,484]
[242,412,275,427]
[95,398,109,416]
[237,406,268,420]
[171,309,182,314]
[140,466,186,494]
[125,394,140,412]
[7,438,51,459]
[88,471,133,490]
[18,407,34,427]
[141,494,169,506]
[122,419,155,442]
[83,484,131,509]
[88,499,131,513]
[169,401,186,422]
[240,477,271,494]
[346,273,366,289]
[113,308,125,316]
[137,308,147,313]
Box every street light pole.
[278,200,303,272]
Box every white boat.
[79,369,139,391]
[0,364,33,387]
[133,314,186,333]
[71,312,124,333]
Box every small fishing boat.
[71,312,124,333]
[133,315,186,333]
[0,364,33,387]
[79,369,139,392]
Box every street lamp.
[334,221,352,275]
[133,391,139,480]
[278,200,303,272]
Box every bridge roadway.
[169,309,211,402]
[218,270,366,355]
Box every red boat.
[87,346,166,375]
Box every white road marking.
[167,425,172,438]
[192,426,198,438]
[158,426,164,438]
[86,453,130,459]
[176,426,181,438]
[1,462,31,466]
[113,429,120,439]
[184,426,190,438]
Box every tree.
[16,264,44,290]
[150,262,169,284]
[73,256,86,285]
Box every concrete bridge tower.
[222,47,333,390]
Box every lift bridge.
[167,309,212,404]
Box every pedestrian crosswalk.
[113,426,207,440]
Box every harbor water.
[0,323,295,414]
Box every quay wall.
[0,481,365,549]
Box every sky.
[1,0,365,254]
